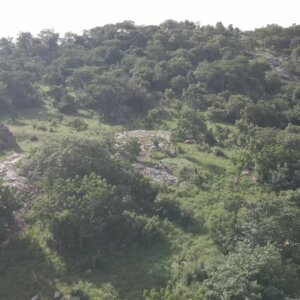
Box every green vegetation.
[0,21,300,299]
[0,182,19,243]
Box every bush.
[211,147,226,158]
[68,118,88,131]
[30,135,39,142]
[0,182,19,243]
[178,166,209,188]
[22,137,112,186]
[36,125,47,131]
[121,138,141,162]
[67,282,120,300]
[32,171,162,253]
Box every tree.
[225,95,252,123]
[173,107,208,142]
[203,244,299,299]
[33,173,122,252]
[22,137,113,186]
[0,70,40,109]
[289,47,300,75]
[243,129,300,190]
[167,57,192,77]
[121,138,141,162]
[36,29,60,62]
[57,92,77,114]
[170,75,188,94]
[183,83,208,110]
[241,102,284,128]
[22,137,158,211]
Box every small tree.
[173,107,208,142]
[33,173,122,252]
[122,138,141,162]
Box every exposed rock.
[116,130,171,142]
[241,170,250,176]
[184,139,196,144]
[116,130,178,184]
[0,153,30,194]
[31,295,39,300]
[255,49,300,84]
[0,123,16,150]
[133,163,178,185]
[54,291,61,299]
[116,130,171,159]
[65,295,81,300]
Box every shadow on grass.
[0,144,24,159]
[12,144,24,154]
[2,105,47,123]
[0,236,58,300]
[0,227,172,299]
[67,241,171,300]
[1,233,172,299]
[183,154,226,175]
[155,199,204,235]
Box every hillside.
[0,21,300,300]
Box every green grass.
[0,105,266,299]
[0,103,122,156]
[159,143,235,179]
[1,221,197,299]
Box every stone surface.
[115,130,178,184]
[0,153,29,193]
[133,162,178,185]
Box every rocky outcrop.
[133,162,178,185]
[0,153,29,193]
[115,130,171,159]
[0,124,16,150]
[115,130,178,184]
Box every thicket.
[1,21,300,299]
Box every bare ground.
[0,153,29,193]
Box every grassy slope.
[0,103,264,299]
[0,101,121,156]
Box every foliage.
[173,108,208,142]
[1,20,300,300]
[0,182,19,243]
[203,244,299,299]
[121,137,141,162]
